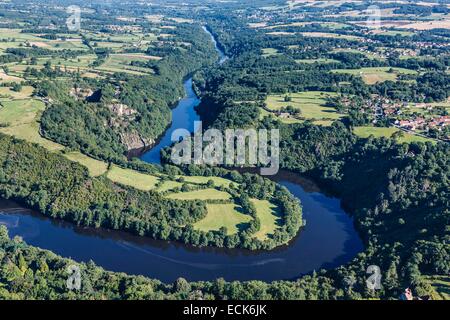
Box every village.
[336,94,450,141]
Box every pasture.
[64,152,108,177]
[265,91,342,125]
[251,199,281,241]
[107,165,160,191]
[194,203,253,235]
[166,189,232,201]
[0,99,63,151]
[353,126,434,144]
[332,67,417,84]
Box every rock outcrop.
[119,131,154,151]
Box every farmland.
[353,126,434,144]
[331,67,418,84]
[264,91,342,125]
[194,203,253,235]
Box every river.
[0,26,363,283]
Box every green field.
[194,203,253,235]
[63,152,108,177]
[332,67,417,84]
[166,189,232,201]
[353,126,434,144]
[156,180,184,192]
[265,91,342,125]
[0,86,33,100]
[0,99,63,151]
[107,165,160,191]
[251,199,281,241]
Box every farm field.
[0,99,63,151]
[63,152,109,177]
[332,67,417,84]
[107,165,160,191]
[251,199,281,241]
[265,91,342,125]
[156,180,183,192]
[353,126,434,144]
[165,189,232,201]
[96,55,155,75]
[0,85,33,100]
[194,203,252,235]
[0,69,23,83]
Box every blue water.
[140,78,201,164]
[141,26,228,165]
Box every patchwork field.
[0,69,23,83]
[398,20,450,30]
[96,55,155,75]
